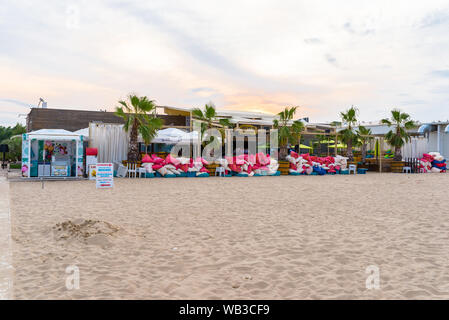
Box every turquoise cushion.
[236,173,249,177]
[197,172,209,177]
[164,173,177,178]
[270,171,281,176]
[289,172,301,176]
[145,173,155,178]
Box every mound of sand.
[52,219,120,247]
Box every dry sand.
[8,173,449,299]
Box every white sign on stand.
[96,163,114,189]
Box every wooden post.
[379,137,383,173]
[335,133,338,156]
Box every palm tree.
[340,106,358,161]
[273,107,305,159]
[192,102,234,144]
[356,125,373,161]
[381,109,416,161]
[115,95,163,162]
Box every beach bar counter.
[21,129,85,178]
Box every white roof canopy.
[26,129,85,141]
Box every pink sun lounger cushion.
[200,167,210,173]
[230,164,242,172]
[257,152,270,165]
[152,164,163,170]
[152,155,165,164]
[248,154,256,164]
[166,154,181,166]
[235,155,245,165]
[141,154,153,163]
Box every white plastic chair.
[348,164,357,174]
[138,167,146,178]
[127,162,137,178]
[116,164,127,178]
[402,166,411,173]
[215,167,225,177]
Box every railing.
[404,157,422,173]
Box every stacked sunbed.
[140,154,210,178]
[419,152,447,173]
[286,151,348,175]
[216,152,280,177]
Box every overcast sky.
[1,0,449,127]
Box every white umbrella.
[151,128,199,144]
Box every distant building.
[26,107,188,132]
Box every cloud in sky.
[1,0,449,127]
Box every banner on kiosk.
[96,163,114,189]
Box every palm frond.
[192,108,205,119]
[218,118,234,128]
[204,103,216,120]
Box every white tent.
[73,127,89,138]
[21,129,86,178]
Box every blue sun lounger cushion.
[313,166,326,175]
[145,172,155,178]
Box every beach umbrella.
[151,128,199,144]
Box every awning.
[24,129,85,141]
[418,124,433,134]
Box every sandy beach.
[8,173,449,299]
